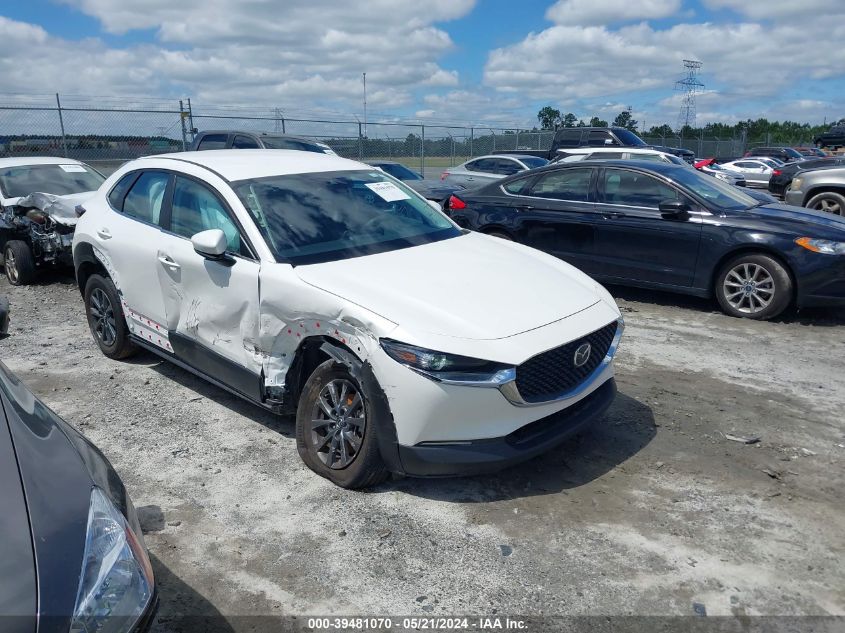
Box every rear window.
[518,156,550,168]
[196,134,228,150]
[0,163,104,198]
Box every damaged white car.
[0,157,104,285]
[73,150,623,488]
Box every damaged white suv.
[73,150,623,488]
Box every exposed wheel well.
[480,226,515,239]
[803,185,845,207]
[710,247,797,300]
[282,336,361,411]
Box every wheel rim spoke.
[310,378,366,470]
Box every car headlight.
[795,237,845,255]
[70,488,154,633]
[791,177,803,191]
[380,339,513,384]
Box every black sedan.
[0,303,156,632]
[447,160,845,320]
[368,161,464,203]
[768,157,845,198]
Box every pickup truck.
[813,125,845,150]
[496,126,695,164]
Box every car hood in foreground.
[295,231,601,340]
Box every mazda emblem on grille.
[573,343,592,368]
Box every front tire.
[806,191,845,216]
[715,253,792,320]
[296,360,388,489]
[4,241,36,286]
[84,274,137,359]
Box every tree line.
[537,106,844,142]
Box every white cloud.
[545,0,681,26]
[702,0,845,21]
[2,1,474,110]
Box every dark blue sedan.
[447,160,845,319]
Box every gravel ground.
[1,269,844,631]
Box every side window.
[493,159,522,175]
[527,168,592,202]
[587,131,615,147]
[196,134,228,150]
[631,153,663,162]
[602,169,681,208]
[503,176,532,195]
[555,130,582,148]
[107,172,138,211]
[170,176,245,255]
[232,135,260,149]
[466,158,496,173]
[122,171,169,224]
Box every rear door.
[506,166,602,273]
[593,167,703,287]
[155,174,263,400]
[98,169,172,334]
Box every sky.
[1,0,844,130]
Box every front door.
[156,174,262,400]
[593,167,703,287]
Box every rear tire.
[715,253,792,320]
[806,191,845,216]
[4,241,36,286]
[84,274,137,359]
[296,360,389,489]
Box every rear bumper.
[396,378,616,477]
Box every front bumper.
[784,189,804,207]
[397,378,616,477]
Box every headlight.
[380,339,513,384]
[791,177,803,190]
[795,237,845,255]
[71,488,154,633]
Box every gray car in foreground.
[368,161,464,203]
[440,154,549,188]
[785,165,845,216]
[0,301,157,632]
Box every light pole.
[362,72,367,139]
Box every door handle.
[157,254,180,269]
[96,228,112,240]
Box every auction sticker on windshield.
[365,181,410,202]
[59,164,88,172]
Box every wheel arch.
[803,185,845,208]
[73,242,108,296]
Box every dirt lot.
[1,270,844,630]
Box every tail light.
[448,195,467,210]
[440,172,449,181]
[773,169,782,176]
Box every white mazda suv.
[73,150,623,488]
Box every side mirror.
[191,228,228,259]
[658,199,690,220]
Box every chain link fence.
[1,95,809,178]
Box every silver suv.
[785,166,845,216]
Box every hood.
[13,191,94,227]
[741,203,845,233]
[295,231,600,340]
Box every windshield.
[615,129,647,146]
[260,137,326,153]
[0,163,104,198]
[232,169,461,265]
[668,166,758,211]
[374,163,422,180]
[518,156,550,168]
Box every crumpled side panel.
[258,271,397,388]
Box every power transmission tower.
[675,60,704,132]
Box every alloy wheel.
[812,197,843,216]
[4,249,17,284]
[89,287,117,347]
[310,378,366,469]
[723,263,775,314]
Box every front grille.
[515,321,617,403]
